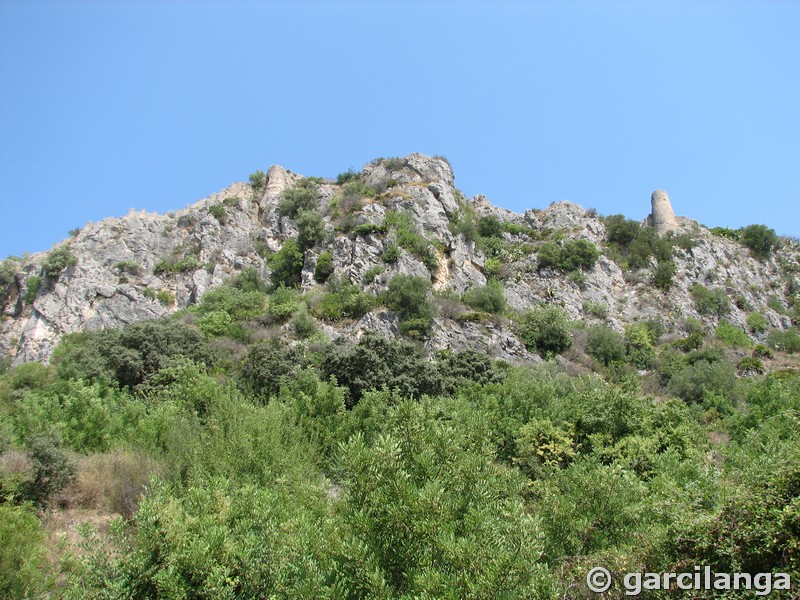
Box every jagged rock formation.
[647,190,679,236]
[1,154,798,366]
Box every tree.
[586,324,626,366]
[296,210,325,250]
[269,239,304,288]
[516,305,572,357]
[740,224,778,259]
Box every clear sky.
[1,1,798,258]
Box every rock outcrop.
[1,154,797,366]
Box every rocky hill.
[1,153,798,366]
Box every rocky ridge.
[1,153,798,366]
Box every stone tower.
[647,190,678,236]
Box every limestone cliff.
[1,153,797,366]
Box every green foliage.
[313,279,375,321]
[269,238,304,288]
[208,203,227,223]
[448,209,480,243]
[582,299,608,319]
[604,214,641,246]
[384,274,435,335]
[352,222,387,237]
[114,260,142,276]
[156,289,175,305]
[769,326,800,353]
[652,259,677,291]
[740,223,779,258]
[586,324,626,366]
[715,319,752,348]
[278,178,319,217]
[667,357,738,403]
[153,255,202,276]
[232,266,268,293]
[239,337,302,401]
[313,251,334,284]
[624,322,657,369]
[461,279,506,314]
[195,284,265,321]
[24,430,75,505]
[516,305,572,357]
[296,209,325,250]
[43,244,77,277]
[477,215,504,238]
[336,168,360,184]
[382,211,438,271]
[52,319,214,389]
[747,310,769,333]
[537,239,599,272]
[691,283,731,317]
[710,226,740,240]
[363,265,384,284]
[267,284,302,322]
[0,504,52,598]
[248,169,266,195]
[24,275,41,304]
[290,309,317,339]
[321,334,441,406]
[737,356,765,374]
[380,243,400,263]
[0,259,17,292]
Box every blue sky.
[1,1,798,258]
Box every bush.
[269,239,304,288]
[586,325,626,366]
[582,299,608,319]
[313,281,375,321]
[740,224,778,258]
[153,255,202,276]
[240,338,302,401]
[313,251,334,284]
[278,178,319,217]
[624,323,657,369]
[768,327,800,353]
[667,359,737,403]
[24,275,41,304]
[43,245,77,277]
[691,284,731,317]
[715,320,752,348]
[208,204,227,223]
[747,311,769,333]
[462,280,506,314]
[477,215,504,238]
[604,214,641,246]
[267,284,302,322]
[249,170,266,196]
[652,259,677,291]
[737,356,765,374]
[381,243,400,264]
[537,240,598,272]
[296,209,325,250]
[24,431,76,506]
[0,504,52,598]
[516,305,572,357]
[336,168,360,184]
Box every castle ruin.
[647,190,678,236]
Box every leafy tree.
[462,279,506,314]
[586,324,626,366]
[604,214,641,246]
[320,333,441,406]
[384,274,435,334]
[477,215,504,238]
[249,169,266,196]
[559,238,600,271]
[296,209,325,250]
[313,251,334,284]
[269,238,304,288]
[24,430,75,505]
[232,266,268,293]
[652,259,676,291]
[740,223,779,258]
[516,305,572,357]
[0,504,52,598]
[42,245,77,277]
[278,178,318,217]
[239,337,304,401]
[691,284,731,317]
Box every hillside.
[1,153,798,367]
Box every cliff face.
[1,153,797,365]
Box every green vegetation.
[296,209,325,250]
[24,275,41,304]
[208,203,227,223]
[586,324,626,366]
[335,168,360,184]
[43,245,77,277]
[516,305,572,357]
[269,238,304,288]
[313,250,334,284]
[537,239,600,273]
[691,283,731,317]
[715,319,752,348]
[248,169,266,196]
[741,223,779,258]
[313,279,375,321]
[461,279,506,314]
[384,274,435,337]
[278,178,319,217]
[382,211,438,272]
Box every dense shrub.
[153,255,202,275]
[667,358,737,403]
[24,275,41,304]
[537,239,599,272]
[24,430,75,505]
[208,204,227,223]
[585,325,626,366]
[652,259,676,291]
[691,284,731,317]
[320,334,441,405]
[604,214,641,246]
[269,239,304,288]
[747,311,768,333]
[624,322,657,369]
[249,170,266,195]
[715,320,752,348]
[384,274,435,327]
[0,504,52,598]
[296,209,325,250]
[768,327,800,353]
[313,280,375,321]
[462,280,506,314]
[43,245,77,277]
[278,178,318,217]
[239,337,303,401]
[740,223,779,258]
[336,168,360,184]
[53,319,214,389]
[477,215,504,238]
[516,305,572,357]
[313,251,334,284]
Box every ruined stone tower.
[647,190,678,236]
